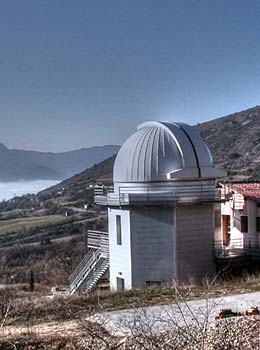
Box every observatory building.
[95,121,226,290]
[69,121,227,294]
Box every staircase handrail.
[69,249,109,293]
[69,248,98,284]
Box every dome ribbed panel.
[157,127,183,180]
[175,122,214,167]
[113,120,216,183]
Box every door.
[116,277,125,291]
[222,215,231,245]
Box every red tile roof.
[224,183,260,199]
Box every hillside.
[2,105,260,211]
[196,105,260,179]
[0,158,114,286]
[38,155,115,207]
[0,156,115,216]
[47,105,260,190]
[0,144,119,181]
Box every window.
[146,281,162,287]
[116,277,124,291]
[241,216,248,233]
[256,217,260,232]
[116,215,122,245]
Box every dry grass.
[1,272,260,348]
[3,270,260,327]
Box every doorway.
[222,215,231,245]
[116,277,125,291]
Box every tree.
[30,269,34,292]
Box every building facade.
[96,121,226,290]
[219,183,260,249]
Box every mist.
[0,180,59,201]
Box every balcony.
[95,186,226,206]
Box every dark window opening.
[146,281,162,287]
[241,216,248,233]
[116,215,122,245]
[117,277,124,291]
[256,217,260,232]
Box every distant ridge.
[2,105,260,183]
[42,105,260,192]
[0,144,120,181]
[0,143,8,152]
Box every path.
[93,291,260,335]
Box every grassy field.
[0,215,66,234]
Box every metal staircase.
[69,231,109,294]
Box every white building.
[96,121,226,290]
[69,121,226,294]
[219,182,260,249]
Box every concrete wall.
[175,204,215,283]
[109,203,216,289]
[130,207,175,288]
[108,208,132,290]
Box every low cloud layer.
[0,180,59,201]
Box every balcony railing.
[95,186,226,206]
[87,230,109,253]
[214,238,260,258]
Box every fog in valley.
[0,180,59,201]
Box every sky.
[0,0,260,152]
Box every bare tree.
[0,287,16,330]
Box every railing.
[69,248,98,284]
[87,230,109,253]
[69,230,109,293]
[69,249,108,293]
[214,238,260,258]
[94,185,114,196]
[95,185,226,206]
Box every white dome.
[113,121,225,183]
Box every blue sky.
[0,0,260,152]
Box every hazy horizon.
[0,142,120,153]
[0,180,59,201]
[0,103,259,153]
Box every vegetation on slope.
[196,105,260,179]
[0,157,113,286]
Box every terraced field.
[0,215,66,235]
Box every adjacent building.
[219,182,260,249]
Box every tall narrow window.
[256,217,260,232]
[241,216,248,233]
[116,215,122,245]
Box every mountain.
[195,105,260,179]
[0,156,116,213]
[40,104,260,197]
[0,144,119,181]
[0,143,8,152]
[47,105,260,191]
[37,155,115,207]
[2,104,260,189]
